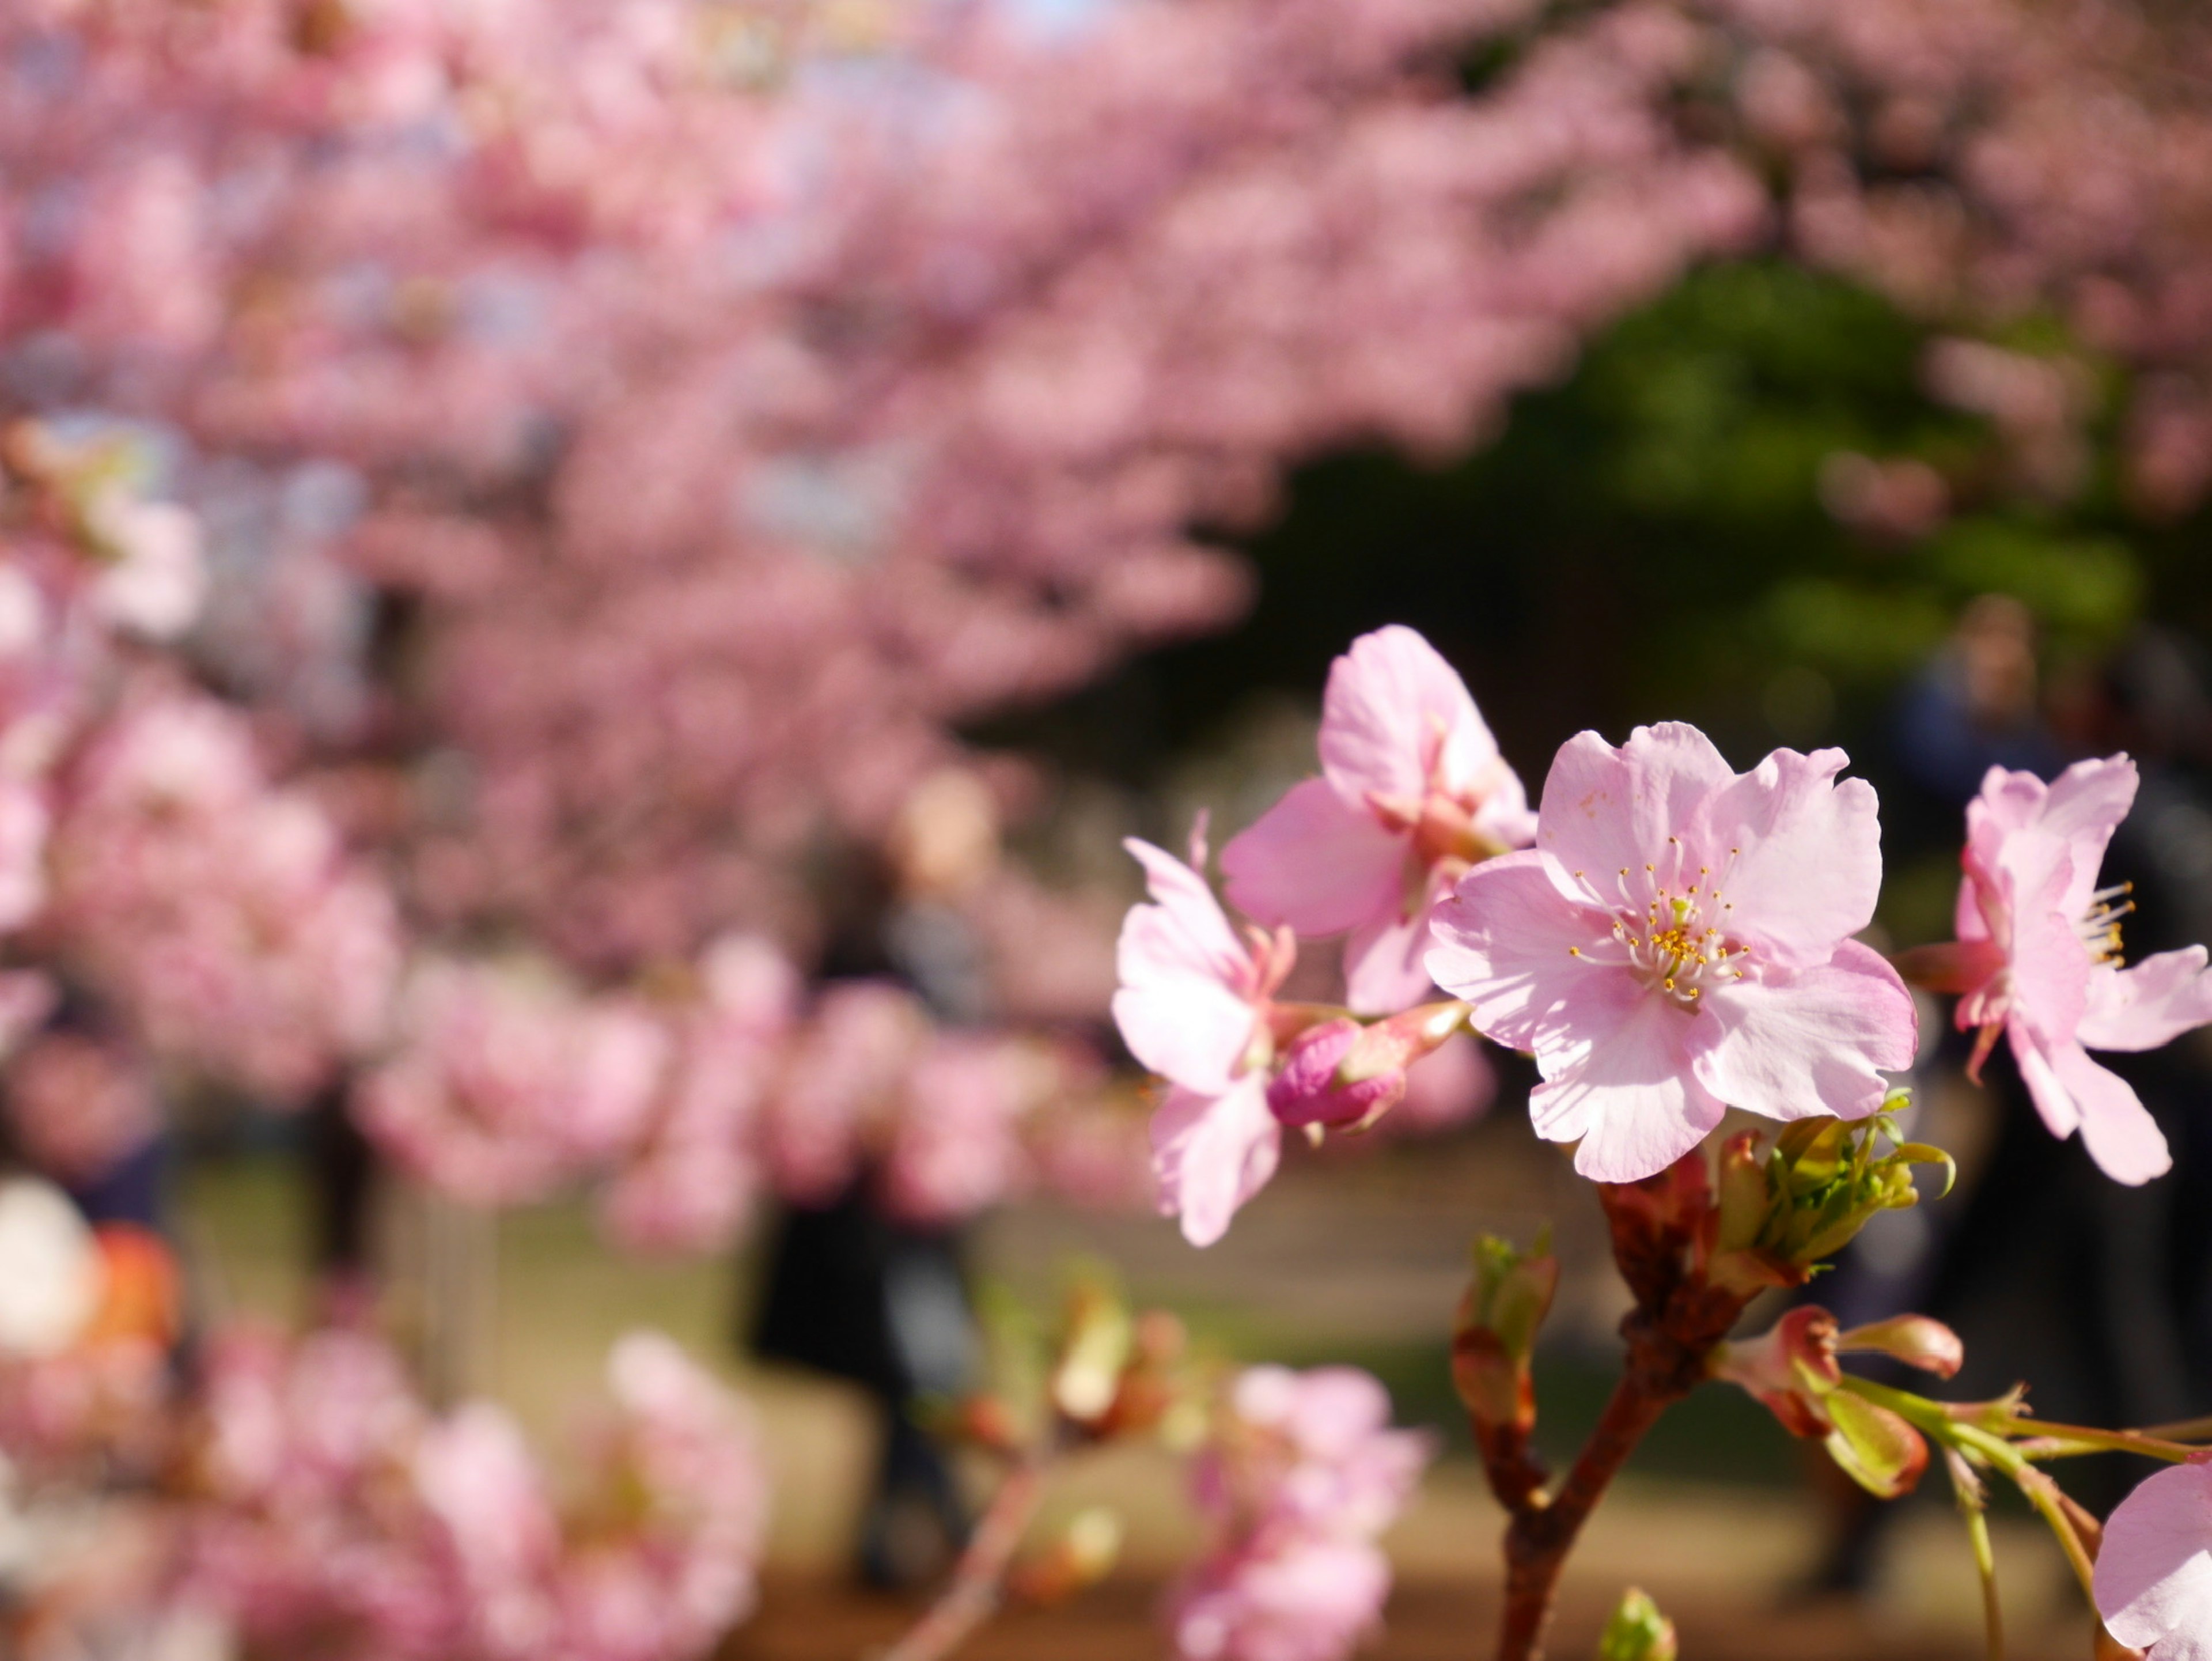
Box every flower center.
[1619,895,1747,1008]
[2077,881,2133,967]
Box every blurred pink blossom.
[1172,1364,1431,1661]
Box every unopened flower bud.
[1452,1231,1558,1437]
[1597,1587,1679,1661]
[1837,1314,1964,1380]
[1266,1002,1469,1132]
[1821,1389,1929,1500]
[1052,1276,1134,1428]
[1010,1506,1124,1603]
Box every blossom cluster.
[1115,620,2212,1659]
[179,1323,767,1661]
[357,939,1149,1244]
[1171,1364,1432,1661]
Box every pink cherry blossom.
[1427,723,1917,1182]
[1223,626,1535,1015]
[2096,1458,2212,1661]
[1115,830,1294,1246]
[1916,757,2212,1185]
[1172,1364,1430,1661]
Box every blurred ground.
[179,1114,2089,1659]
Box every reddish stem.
[878,1456,1048,1661]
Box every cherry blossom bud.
[1010,1507,1123,1603]
[1598,1587,1679,1661]
[1837,1314,1964,1380]
[1452,1231,1558,1439]
[1266,1002,1470,1132]
[1821,1390,1929,1500]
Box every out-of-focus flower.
[47,691,402,1102]
[356,959,671,1208]
[1115,830,1294,1246]
[2096,1458,2212,1661]
[1171,1365,1430,1661]
[0,1178,102,1361]
[3,1031,160,1185]
[1224,627,1534,1014]
[1897,756,2212,1185]
[596,936,800,1255]
[1429,724,1917,1181]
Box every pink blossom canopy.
[1943,757,2212,1184]
[1427,723,1916,1181]
[1223,625,1533,1014]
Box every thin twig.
[876,1456,1049,1661]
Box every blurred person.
[748,770,1008,1590]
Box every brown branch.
[877,1456,1048,1661]
[1489,1154,1759,1661]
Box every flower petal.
[1426,851,1615,1053]
[1530,995,1725,1182]
[1692,748,1883,967]
[2035,755,2139,920]
[1221,777,1406,939]
[2096,1461,2212,1659]
[1150,1077,1282,1248]
[2080,949,2212,1053]
[1691,941,1915,1125]
[1318,626,1495,805]
[2009,1025,2081,1137]
[2052,1042,2172,1185]
[1115,838,1257,1094]
[1534,724,1734,895]
[1342,911,1435,1017]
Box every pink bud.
[1837,1314,1964,1380]
[1267,1019,1402,1129]
[1265,1002,1469,1130]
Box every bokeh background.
[5,1,2212,1656]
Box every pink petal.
[1693,748,1882,968]
[1150,1077,1282,1248]
[1115,838,1256,1094]
[1343,902,1441,1016]
[1426,852,1615,1053]
[1221,778,1406,939]
[1994,828,2093,1042]
[1317,626,1495,806]
[2035,754,2138,920]
[1533,724,1734,894]
[2096,1461,2212,1659]
[2010,1025,2081,1137]
[1530,994,1725,1181]
[2053,1042,2172,1185]
[2080,950,2212,1053]
[1953,869,1994,944]
[1690,940,1915,1124]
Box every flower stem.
[878,1455,1048,1661]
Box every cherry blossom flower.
[1428,724,1917,1182]
[1171,1365,1431,1661]
[1223,626,1535,1015]
[1114,829,1295,1246]
[1902,756,2212,1185]
[2096,1458,2212,1661]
